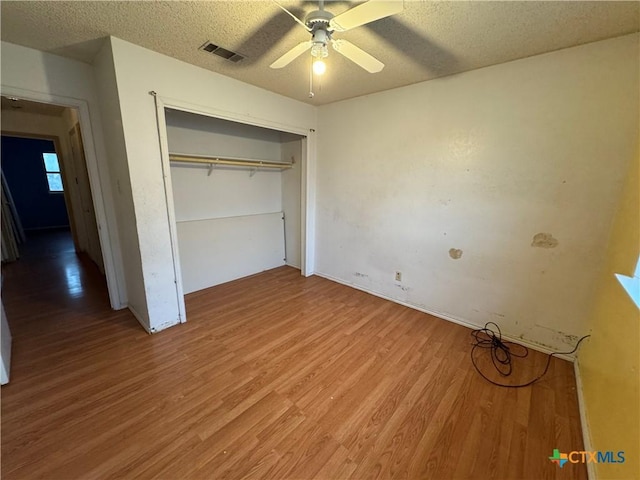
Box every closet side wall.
[281,135,302,269]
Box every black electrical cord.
[470,322,590,388]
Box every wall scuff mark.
[531,233,558,248]
[449,248,463,259]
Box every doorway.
[1,98,106,292]
[1,135,73,254]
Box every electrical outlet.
[395,271,402,282]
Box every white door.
[68,123,104,273]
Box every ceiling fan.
[270,0,404,75]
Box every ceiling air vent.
[200,41,244,63]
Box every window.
[616,256,640,310]
[43,153,63,192]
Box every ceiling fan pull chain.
[309,57,315,98]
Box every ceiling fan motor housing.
[305,9,334,32]
[311,28,330,56]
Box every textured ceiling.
[1,1,638,106]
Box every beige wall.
[578,150,639,479]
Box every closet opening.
[160,106,309,320]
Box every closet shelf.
[169,153,293,170]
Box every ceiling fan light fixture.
[270,0,403,78]
[312,59,326,75]
[312,43,329,57]
[310,29,329,59]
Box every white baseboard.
[574,358,596,480]
[128,305,181,334]
[313,271,575,361]
[149,319,181,334]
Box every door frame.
[0,87,124,309]
[151,94,315,324]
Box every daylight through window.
[43,152,63,192]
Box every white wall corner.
[574,358,596,480]
[128,304,152,334]
[149,318,181,334]
[130,301,180,334]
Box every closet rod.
[169,153,293,169]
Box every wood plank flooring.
[1,231,587,479]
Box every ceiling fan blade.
[273,1,311,32]
[331,39,384,73]
[270,41,313,69]
[329,0,404,32]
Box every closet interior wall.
[165,109,303,294]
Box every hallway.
[1,229,142,387]
[1,229,126,336]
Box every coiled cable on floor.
[470,322,590,388]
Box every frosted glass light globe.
[313,60,326,75]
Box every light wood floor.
[1,231,586,479]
